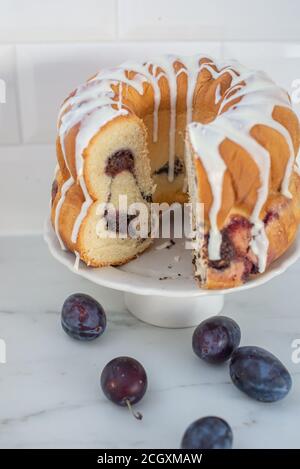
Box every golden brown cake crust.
[51,55,300,289]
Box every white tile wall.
[16,42,221,144]
[0,0,299,44]
[0,46,20,144]
[16,44,106,144]
[0,145,54,234]
[0,0,116,43]
[119,0,300,41]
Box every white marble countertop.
[0,234,300,449]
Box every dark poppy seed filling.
[105,149,135,177]
[154,157,184,177]
[51,179,58,206]
[104,209,138,235]
[141,192,153,203]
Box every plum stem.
[125,399,143,420]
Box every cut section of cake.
[52,112,154,267]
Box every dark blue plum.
[101,357,147,420]
[181,416,233,449]
[229,346,292,402]
[192,316,241,364]
[61,293,106,341]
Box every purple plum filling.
[207,216,258,280]
[141,192,153,203]
[263,210,279,225]
[104,210,137,235]
[105,149,135,177]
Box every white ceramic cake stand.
[44,218,300,328]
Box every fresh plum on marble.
[181,416,233,449]
[229,346,292,402]
[101,356,147,420]
[61,293,106,341]
[193,316,241,364]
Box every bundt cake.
[51,54,300,289]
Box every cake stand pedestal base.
[124,292,225,328]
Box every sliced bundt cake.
[51,55,300,288]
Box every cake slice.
[186,122,300,289]
[52,113,154,267]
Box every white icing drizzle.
[188,62,295,272]
[183,56,202,125]
[54,177,74,250]
[188,123,227,260]
[215,83,222,105]
[54,54,297,273]
[161,57,177,182]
